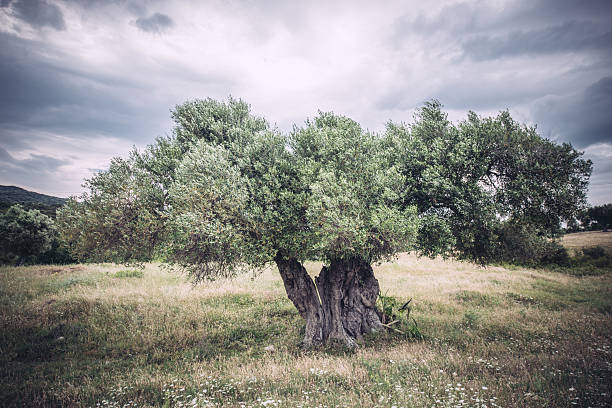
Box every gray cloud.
[378,75,556,112]
[134,12,173,33]
[10,0,66,30]
[0,147,68,171]
[582,143,612,205]
[62,0,147,17]
[518,0,612,24]
[404,2,486,37]
[399,0,612,38]
[0,146,71,193]
[0,33,170,146]
[0,35,74,122]
[532,76,612,148]
[462,21,612,60]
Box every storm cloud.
[0,32,169,148]
[532,76,612,148]
[0,0,611,203]
[462,22,612,61]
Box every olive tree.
[162,108,418,346]
[58,97,591,348]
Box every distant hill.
[0,185,67,218]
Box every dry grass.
[562,231,612,254]
[1,251,611,407]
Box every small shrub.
[377,292,422,339]
[496,223,569,267]
[539,242,570,266]
[0,205,55,265]
[581,246,606,259]
[113,269,144,279]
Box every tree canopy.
[385,101,592,262]
[57,97,592,346]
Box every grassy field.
[562,231,612,255]
[1,249,611,407]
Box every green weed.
[113,269,144,278]
[377,292,423,340]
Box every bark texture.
[275,255,384,348]
[275,255,323,347]
[316,258,384,347]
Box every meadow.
[1,234,611,407]
[561,231,612,255]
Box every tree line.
[568,203,612,232]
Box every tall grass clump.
[113,269,144,278]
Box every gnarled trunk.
[275,255,384,348]
[316,258,385,347]
[275,255,323,347]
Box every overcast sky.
[1,0,611,204]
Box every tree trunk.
[276,255,384,348]
[316,258,384,347]
[275,255,323,347]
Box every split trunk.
[275,255,384,348]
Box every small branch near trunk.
[399,298,412,311]
[382,322,406,334]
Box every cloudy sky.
[1,0,611,204]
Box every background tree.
[58,97,592,347]
[582,203,612,231]
[0,204,56,264]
